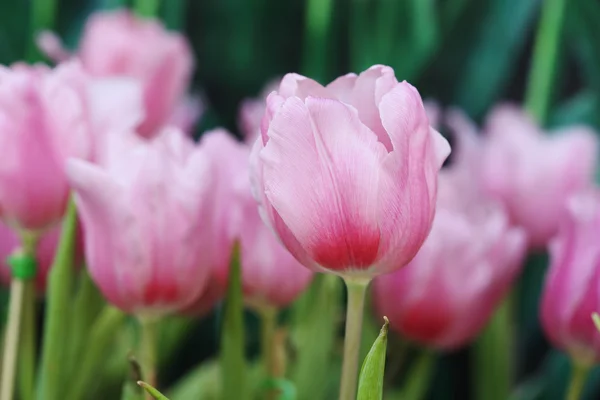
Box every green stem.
[473,297,512,400]
[260,306,278,378]
[1,279,26,400]
[18,280,36,400]
[301,0,334,81]
[37,200,79,400]
[566,362,589,400]
[67,269,104,374]
[134,0,161,19]
[339,277,370,400]
[523,0,568,123]
[65,307,126,400]
[29,0,58,61]
[139,317,159,390]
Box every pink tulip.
[238,79,279,142]
[185,130,313,313]
[250,65,450,278]
[39,10,194,137]
[541,190,600,365]
[66,127,215,315]
[373,113,526,349]
[481,105,598,248]
[167,95,204,135]
[0,223,60,293]
[0,61,140,232]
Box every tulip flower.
[481,105,598,248]
[250,65,450,400]
[38,9,194,137]
[238,79,279,142]
[373,110,526,349]
[67,127,215,316]
[541,190,600,374]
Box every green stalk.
[565,362,589,400]
[1,279,26,400]
[29,0,58,61]
[339,277,370,400]
[472,297,512,400]
[260,306,278,379]
[139,317,159,390]
[523,0,568,123]
[65,307,126,400]
[134,0,161,19]
[301,0,334,81]
[18,280,36,400]
[37,201,79,400]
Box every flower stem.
[523,0,568,123]
[18,280,36,400]
[566,362,589,400]
[339,277,370,400]
[139,317,159,391]
[1,279,26,400]
[260,306,278,378]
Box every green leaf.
[357,317,389,400]
[138,381,170,400]
[167,360,220,399]
[290,274,343,400]
[260,378,298,400]
[220,243,246,400]
[398,350,435,400]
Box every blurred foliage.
[1,0,600,399]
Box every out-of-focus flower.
[0,223,60,292]
[186,130,312,313]
[39,9,194,137]
[250,65,450,278]
[238,79,279,142]
[167,95,203,136]
[373,111,526,349]
[481,105,598,248]
[0,61,140,232]
[67,127,215,316]
[541,190,600,366]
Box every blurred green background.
[2,0,600,399]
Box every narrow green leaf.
[138,381,170,400]
[167,360,220,399]
[398,350,435,400]
[261,378,297,400]
[220,243,246,400]
[357,317,389,400]
[290,274,343,400]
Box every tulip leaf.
[357,317,389,400]
[138,381,170,400]
[290,274,343,400]
[260,378,297,400]
[220,243,246,400]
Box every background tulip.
[481,105,598,248]
[373,117,526,349]
[541,190,600,366]
[67,127,215,315]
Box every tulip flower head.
[67,127,215,316]
[0,61,140,232]
[250,65,450,279]
[481,105,598,248]
[541,190,600,366]
[373,110,527,349]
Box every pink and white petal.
[262,96,386,271]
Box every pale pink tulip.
[481,105,598,248]
[67,127,215,315]
[167,95,203,135]
[39,10,194,137]
[250,65,450,278]
[373,115,526,349]
[541,190,600,365]
[0,223,60,292]
[186,130,313,313]
[238,79,279,142]
[0,61,140,232]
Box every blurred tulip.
[238,79,279,142]
[167,95,203,135]
[481,105,598,248]
[186,130,313,313]
[373,111,526,349]
[541,190,600,366]
[0,223,60,292]
[0,61,140,232]
[250,65,450,278]
[67,127,215,316]
[39,9,194,137]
